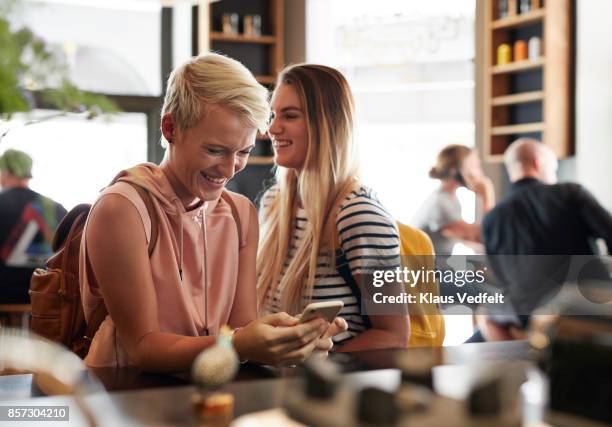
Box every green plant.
[0,0,118,120]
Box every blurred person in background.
[412,145,495,339]
[479,138,612,341]
[412,144,495,255]
[0,149,67,303]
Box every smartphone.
[299,301,344,324]
[453,169,467,187]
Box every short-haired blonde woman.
[81,54,339,372]
[258,64,410,351]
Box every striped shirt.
[260,185,401,344]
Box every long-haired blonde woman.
[257,64,410,351]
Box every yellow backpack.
[334,218,445,347]
[396,222,446,347]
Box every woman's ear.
[161,113,176,144]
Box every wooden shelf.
[256,75,276,85]
[485,154,505,163]
[210,32,276,44]
[248,156,274,166]
[480,0,573,160]
[491,122,544,136]
[491,91,544,106]
[491,8,546,30]
[491,57,544,75]
[201,0,283,203]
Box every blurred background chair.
[0,304,31,329]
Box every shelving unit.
[481,0,573,161]
[194,0,283,201]
[196,0,283,91]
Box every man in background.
[479,138,612,340]
[0,149,67,303]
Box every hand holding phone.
[299,301,344,324]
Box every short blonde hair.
[161,53,270,146]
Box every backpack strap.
[220,190,243,245]
[336,244,372,329]
[84,301,109,344]
[334,231,373,330]
[129,183,159,256]
[84,183,159,343]
[52,204,91,251]
[58,208,90,296]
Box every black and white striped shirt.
[260,185,401,344]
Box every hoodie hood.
[109,163,188,215]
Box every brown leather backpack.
[29,183,158,358]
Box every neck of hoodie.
[160,161,203,211]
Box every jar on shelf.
[514,40,528,61]
[497,43,512,65]
[498,0,509,19]
[528,36,541,59]
[519,0,531,14]
[222,13,239,35]
[252,15,262,37]
[243,15,254,36]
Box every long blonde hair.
[257,64,360,314]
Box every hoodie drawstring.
[174,199,184,282]
[200,204,209,336]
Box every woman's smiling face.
[268,83,310,171]
[162,104,257,203]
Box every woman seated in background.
[412,144,495,255]
[81,53,345,372]
[257,64,410,351]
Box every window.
[1,110,148,209]
[17,0,163,96]
[307,0,476,223]
[307,0,477,344]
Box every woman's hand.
[232,312,328,366]
[464,174,495,212]
[313,317,348,354]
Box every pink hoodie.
[79,163,252,367]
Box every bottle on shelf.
[497,43,512,65]
[498,0,508,19]
[252,15,262,37]
[222,13,239,35]
[513,40,528,61]
[519,0,531,14]
[528,36,541,59]
[243,15,254,36]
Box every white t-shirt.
[411,188,461,255]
